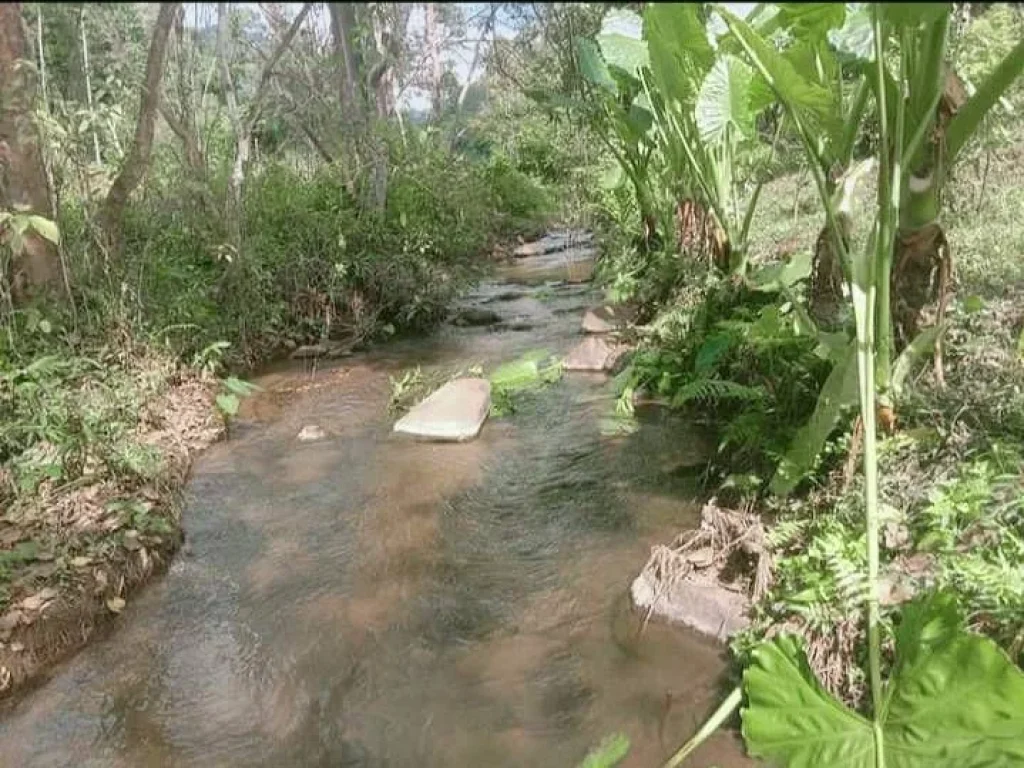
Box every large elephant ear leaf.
[715,6,835,141]
[883,594,1024,765]
[597,9,648,77]
[742,635,875,768]
[777,2,847,38]
[696,55,757,144]
[576,38,617,93]
[644,3,713,106]
[743,595,1024,768]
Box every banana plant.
[653,7,1024,767]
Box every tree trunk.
[101,2,179,257]
[329,2,368,197]
[425,2,442,121]
[0,1,61,300]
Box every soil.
[0,369,224,707]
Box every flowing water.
[0,243,755,767]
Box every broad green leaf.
[644,3,714,107]
[745,594,1024,767]
[26,215,60,245]
[742,635,874,767]
[716,6,837,140]
[577,732,630,768]
[770,339,858,496]
[748,250,813,292]
[829,4,874,62]
[577,38,617,93]
[777,3,847,38]
[891,324,945,399]
[696,55,756,144]
[597,9,649,76]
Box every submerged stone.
[297,425,327,442]
[452,307,502,327]
[393,378,491,441]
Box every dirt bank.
[0,368,224,707]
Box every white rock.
[297,425,327,442]
[393,378,491,442]
[630,569,749,641]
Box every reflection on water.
[0,255,755,767]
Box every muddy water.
[0,252,755,767]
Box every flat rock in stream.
[393,378,491,441]
[631,569,750,641]
[563,337,629,372]
[290,342,354,360]
[513,230,593,258]
[452,307,502,327]
[581,305,633,334]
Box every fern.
[670,378,766,408]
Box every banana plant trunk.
[676,197,730,272]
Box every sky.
[183,2,760,111]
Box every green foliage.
[743,593,1024,767]
[488,350,564,416]
[577,732,630,768]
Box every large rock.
[581,305,634,334]
[631,569,750,641]
[393,378,491,441]
[563,337,628,372]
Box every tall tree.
[100,1,179,256]
[0,2,62,300]
[425,2,442,120]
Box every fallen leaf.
[70,556,92,568]
[106,597,126,614]
[10,642,24,653]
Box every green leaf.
[716,6,837,140]
[26,215,60,245]
[743,594,1024,767]
[829,4,874,63]
[748,251,813,292]
[696,55,756,144]
[881,3,951,28]
[644,3,714,107]
[962,294,985,314]
[215,393,240,417]
[577,38,617,93]
[891,324,945,400]
[777,3,847,38]
[222,376,261,396]
[770,339,858,496]
[577,732,630,768]
[597,9,649,76]
[742,635,873,767]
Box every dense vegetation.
[3,2,1024,764]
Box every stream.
[0,240,754,767]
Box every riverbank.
[0,351,223,704]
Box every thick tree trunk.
[101,2,179,256]
[0,2,61,300]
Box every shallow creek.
[0,247,755,767]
